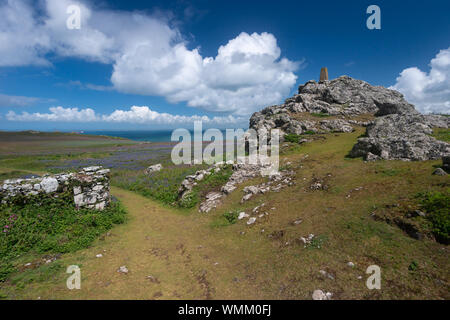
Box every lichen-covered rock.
[249,75,412,140]
[350,114,449,161]
[40,177,59,193]
[145,163,162,174]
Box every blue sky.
[0,0,449,131]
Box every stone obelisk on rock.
[319,67,329,81]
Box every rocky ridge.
[249,75,449,161]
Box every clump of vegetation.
[0,192,126,281]
[284,134,301,143]
[284,131,315,143]
[306,235,328,249]
[311,112,330,118]
[408,261,419,271]
[416,190,450,244]
[210,210,240,228]
[223,210,240,224]
[178,190,199,209]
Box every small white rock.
[118,266,129,274]
[238,212,249,220]
[247,217,256,225]
[312,289,327,300]
[96,254,103,258]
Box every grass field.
[0,130,448,299]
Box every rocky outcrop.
[349,114,449,161]
[0,166,110,210]
[250,76,415,141]
[249,75,449,161]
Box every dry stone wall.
[0,166,110,210]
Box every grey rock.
[145,163,163,174]
[238,212,249,220]
[433,168,447,176]
[312,289,332,300]
[118,266,129,274]
[40,177,59,193]
[350,114,449,161]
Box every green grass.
[0,170,33,181]
[112,165,205,206]
[432,128,450,142]
[416,189,450,244]
[0,192,126,281]
[311,112,331,118]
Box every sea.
[82,129,247,143]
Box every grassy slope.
[1,128,448,299]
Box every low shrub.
[416,190,450,244]
[0,192,127,281]
[284,134,301,143]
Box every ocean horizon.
[83,129,247,142]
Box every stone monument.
[319,67,328,81]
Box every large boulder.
[349,114,449,161]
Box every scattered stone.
[319,270,335,280]
[238,212,249,220]
[145,164,162,174]
[347,262,355,268]
[118,266,129,274]
[198,192,223,213]
[96,254,103,258]
[247,217,257,225]
[299,234,315,247]
[146,275,160,283]
[312,289,332,300]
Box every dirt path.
[19,187,270,300]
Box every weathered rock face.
[249,75,449,161]
[350,114,449,161]
[249,75,413,140]
[0,166,111,210]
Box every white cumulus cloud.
[6,106,246,125]
[391,47,450,114]
[0,0,299,116]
